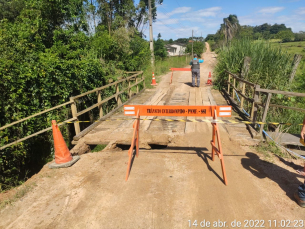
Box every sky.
[140,0,305,40]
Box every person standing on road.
[190,54,204,87]
[295,117,305,207]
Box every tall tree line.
[0,0,162,190]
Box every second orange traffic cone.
[206,72,213,86]
[151,72,157,86]
[49,120,80,168]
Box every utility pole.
[148,0,155,69]
[192,30,193,57]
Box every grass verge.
[0,182,37,209]
[91,144,107,152]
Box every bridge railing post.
[97,90,103,118]
[259,93,272,135]
[70,97,80,135]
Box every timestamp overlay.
[188,219,305,228]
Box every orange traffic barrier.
[123,105,231,185]
[49,120,80,169]
[125,110,140,181]
[210,110,227,185]
[170,68,191,84]
[124,105,232,117]
[206,72,212,86]
[151,72,157,86]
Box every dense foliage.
[186,41,205,58]
[0,0,157,190]
[154,33,167,59]
[214,39,293,90]
[214,38,305,134]
[205,16,297,47]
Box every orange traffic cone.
[206,72,213,86]
[151,72,157,86]
[49,120,80,168]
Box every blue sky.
[141,0,305,40]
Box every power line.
[175,0,182,7]
[157,7,189,30]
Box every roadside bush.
[0,7,150,191]
[213,38,305,134]
[186,42,205,57]
[214,38,293,90]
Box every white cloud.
[157,12,170,20]
[155,19,179,25]
[168,7,191,16]
[258,7,285,14]
[296,7,305,14]
[181,7,222,21]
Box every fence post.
[70,97,80,135]
[97,90,103,118]
[232,77,236,100]
[128,79,131,98]
[227,74,231,95]
[240,82,246,109]
[136,77,139,93]
[259,93,272,135]
[251,85,260,123]
[142,72,145,89]
[115,82,122,106]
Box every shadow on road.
[184,82,193,87]
[195,148,225,185]
[241,152,304,201]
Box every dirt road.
[1,43,305,229]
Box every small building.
[165,43,186,56]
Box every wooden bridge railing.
[0,71,144,150]
[225,70,305,135]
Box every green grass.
[91,144,107,152]
[270,41,305,77]
[254,141,291,162]
[270,40,305,55]
[214,39,294,90]
[0,182,37,209]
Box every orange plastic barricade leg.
[125,110,140,181]
[123,105,231,185]
[170,68,191,84]
[210,110,228,185]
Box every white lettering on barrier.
[219,112,231,116]
[125,111,135,115]
[220,107,231,111]
[124,107,135,110]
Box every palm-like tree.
[221,14,240,43]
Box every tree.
[262,31,271,40]
[294,31,305,41]
[253,32,262,40]
[133,0,163,35]
[0,0,152,190]
[238,26,254,39]
[221,14,240,43]
[205,34,215,41]
[277,30,294,42]
[154,33,167,59]
[186,41,204,57]
[168,38,173,44]
[0,0,25,22]
[175,38,188,44]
